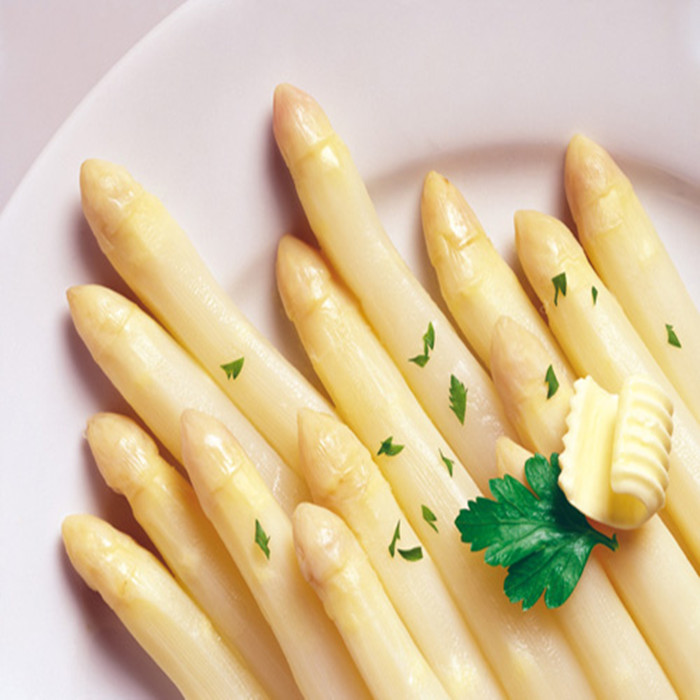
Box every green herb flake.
[454,453,618,610]
[439,449,454,477]
[398,546,423,562]
[666,323,682,348]
[221,357,245,380]
[552,273,567,306]
[591,286,598,305]
[254,519,271,560]
[409,322,435,367]
[544,365,559,399]
[449,374,467,425]
[422,505,438,532]
[377,436,404,457]
[388,520,401,557]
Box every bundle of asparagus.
[63,84,699,699]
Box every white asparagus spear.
[67,284,308,515]
[490,317,700,696]
[292,502,451,700]
[490,316,573,455]
[565,134,700,423]
[273,83,515,494]
[62,514,268,700]
[80,159,334,474]
[86,412,301,700]
[276,234,594,700]
[298,408,504,699]
[495,436,533,481]
[179,409,371,700]
[421,170,574,383]
[514,210,700,568]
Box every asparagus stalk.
[490,315,700,696]
[179,409,371,700]
[421,171,573,382]
[490,316,573,455]
[79,159,334,474]
[62,514,268,699]
[565,135,700,423]
[276,234,594,700]
[67,284,308,514]
[273,83,514,494]
[514,210,700,568]
[298,408,504,699]
[86,412,301,699]
[292,502,451,700]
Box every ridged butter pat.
[559,375,673,529]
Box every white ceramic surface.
[1,0,698,696]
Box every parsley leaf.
[454,453,618,609]
[409,322,435,367]
[254,519,271,559]
[422,505,438,532]
[439,449,454,477]
[388,520,401,557]
[552,273,567,306]
[398,546,423,562]
[377,436,404,457]
[221,357,245,380]
[665,323,682,348]
[544,365,559,399]
[591,286,598,305]
[449,374,467,424]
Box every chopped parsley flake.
[439,449,454,477]
[409,322,435,367]
[545,365,559,399]
[552,273,567,306]
[422,505,438,532]
[388,521,401,557]
[254,519,270,559]
[666,324,682,348]
[449,374,467,425]
[377,436,404,457]
[221,357,245,380]
[398,546,423,562]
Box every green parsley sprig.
[455,453,618,609]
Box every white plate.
[1,0,698,696]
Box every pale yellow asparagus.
[494,436,532,481]
[80,159,333,473]
[67,285,308,514]
[491,311,700,696]
[273,83,514,493]
[62,514,268,700]
[276,234,594,700]
[179,409,371,700]
[298,408,504,699]
[421,171,574,383]
[565,134,700,422]
[490,317,573,454]
[86,412,301,700]
[515,210,700,568]
[292,502,450,700]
